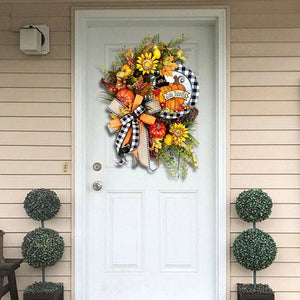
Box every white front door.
[75,9,226,300]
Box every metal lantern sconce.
[20,25,49,55]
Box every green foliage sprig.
[237,283,274,295]
[24,189,61,221]
[135,34,153,57]
[24,282,63,295]
[158,143,198,179]
[167,34,190,47]
[22,228,64,268]
[160,146,180,178]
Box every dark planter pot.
[238,292,274,300]
[23,286,63,300]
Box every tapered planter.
[238,292,274,300]
[23,285,63,300]
[237,284,274,300]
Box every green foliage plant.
[22,189,64,294]
[235,188,272,223]
[22,228,64,268]
[24,188,61,222]
[233,189,277,293]
[237,283,274,295]
[24,282,63,295]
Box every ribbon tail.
[115,122,131,165]
[136,123,151,169]
[129,120,140,152]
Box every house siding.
[0,1,299,299]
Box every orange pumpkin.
[165,76,185,111]
[116,88,135,106]
[166,98,184,111]
[153,76,186,111]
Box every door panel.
[84,19,217,300]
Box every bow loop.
[107,94,161,168]
[119,105,145,126]
[133,105,145,118]
[120,114,134,126]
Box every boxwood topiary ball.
[235,189,272,223]
[22,228,64,268]
[233,228,277,271]
[24,189,61,221]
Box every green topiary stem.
[41,221,46,284]
[42,268,45,284]
[253,221,257,289]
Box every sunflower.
[136,53,158,74]
[169,123,189,146]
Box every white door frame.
[73,9,227,300]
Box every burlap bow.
[107,94,161,167]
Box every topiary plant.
[233,189,277,295]
[22,189,64,295]
[235,188,272,223]
[24,188,61,222]
[22,228,64,268]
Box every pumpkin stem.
[173,75,180,85]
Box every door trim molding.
[73,8,227,300]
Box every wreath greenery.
[100,34,200,179]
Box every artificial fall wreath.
[100,34,200,179]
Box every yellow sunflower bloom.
[169,123,189,146]
[136,53,158,75]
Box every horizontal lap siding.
[0,1,300,300]
[0,2,72,298]
[229,1,300,299]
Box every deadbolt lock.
[93,162,102,171]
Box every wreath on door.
[100,34,200,179]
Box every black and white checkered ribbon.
[115,105,145,165]
[155,64,199,119]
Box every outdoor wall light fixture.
[20,25,49,55]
